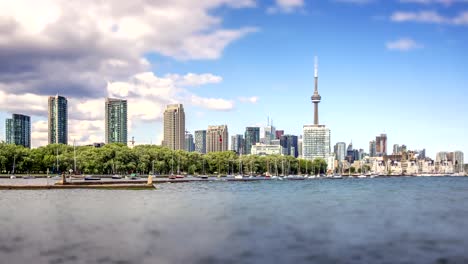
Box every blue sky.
[0,0,467,160]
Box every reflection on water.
[1,177,468,264]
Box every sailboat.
[169,154,176,179]
[111,160,122,179]
[10,155,16,179]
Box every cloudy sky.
[0,0,467,159]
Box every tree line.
[0,143,328,175]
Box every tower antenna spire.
[314,56,318,78]
[311,55,321,125]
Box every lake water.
[1,177,468,264]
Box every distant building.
[5,114,31,148]
[436,152,448,163]
[418,149,426,160]
[334,142,346,162]
[206,125,228,152]
[376,133,387,156]
[86,142,105,148]
[280,135,298,157]
[244,127,260,155]
[346,142,354,163]
[302,125,331,161]
[298,136,303,158]
[275,130,284,139]
[185,132,195,152]
[393,144,400,155]
[163,104,185,150]
[105,98,128,144]
[263,124,276,145]
[251,143,281,156]
[231,134,244,154]
[369,140,376,157]
[194,130,207,154]
[48,95,68,144]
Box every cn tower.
[311,56,321,125]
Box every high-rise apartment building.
[231,134,244,154]
[369,140,376,157]
[105,98,127,144]
[303,125,331,161]
[5,114,31,148]
[280,135,298,157]
[206,125,228,152]
[244,127,260,155]
[334,142,346,162]
[163,104,185,150]
[453,151,464,173]
[185,132,195,152]
[194,130,207,154]
[48,95,68,144]
[376,133,387,156]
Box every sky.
[0,0,467,160]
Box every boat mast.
[275,159,278,176]
[73,139,76,174]
[12,155,16,175]
[56,147,59,175]
[281,160,284,176]
[171,153,174,175]
[178,155,180,174]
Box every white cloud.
[190,95,234,111]
[238,96,259,103]
[391,10,468,25]
[0,0,257,98]
[386,38,423,51]
[267,0,304,14]
[166,73,223,86]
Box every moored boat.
[84,176,101,181]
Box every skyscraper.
[5,114,31,148]
[231,134,244,154]
[105,98,128,144]
[185,132,195,152]
[369,140,376,157]
[303,125,331,160]
[275,130,284,139]
[334,142,346,162]
[302,56,332,163]
[48,95,68,145]
[206,125,228,152]
[376,133,387,156]
[194,130,207,153]
[163,104,185,150]
[263,119,276,144]
[244,127,260,155]
[280,134,298,157]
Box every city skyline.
[0,1,467,159]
